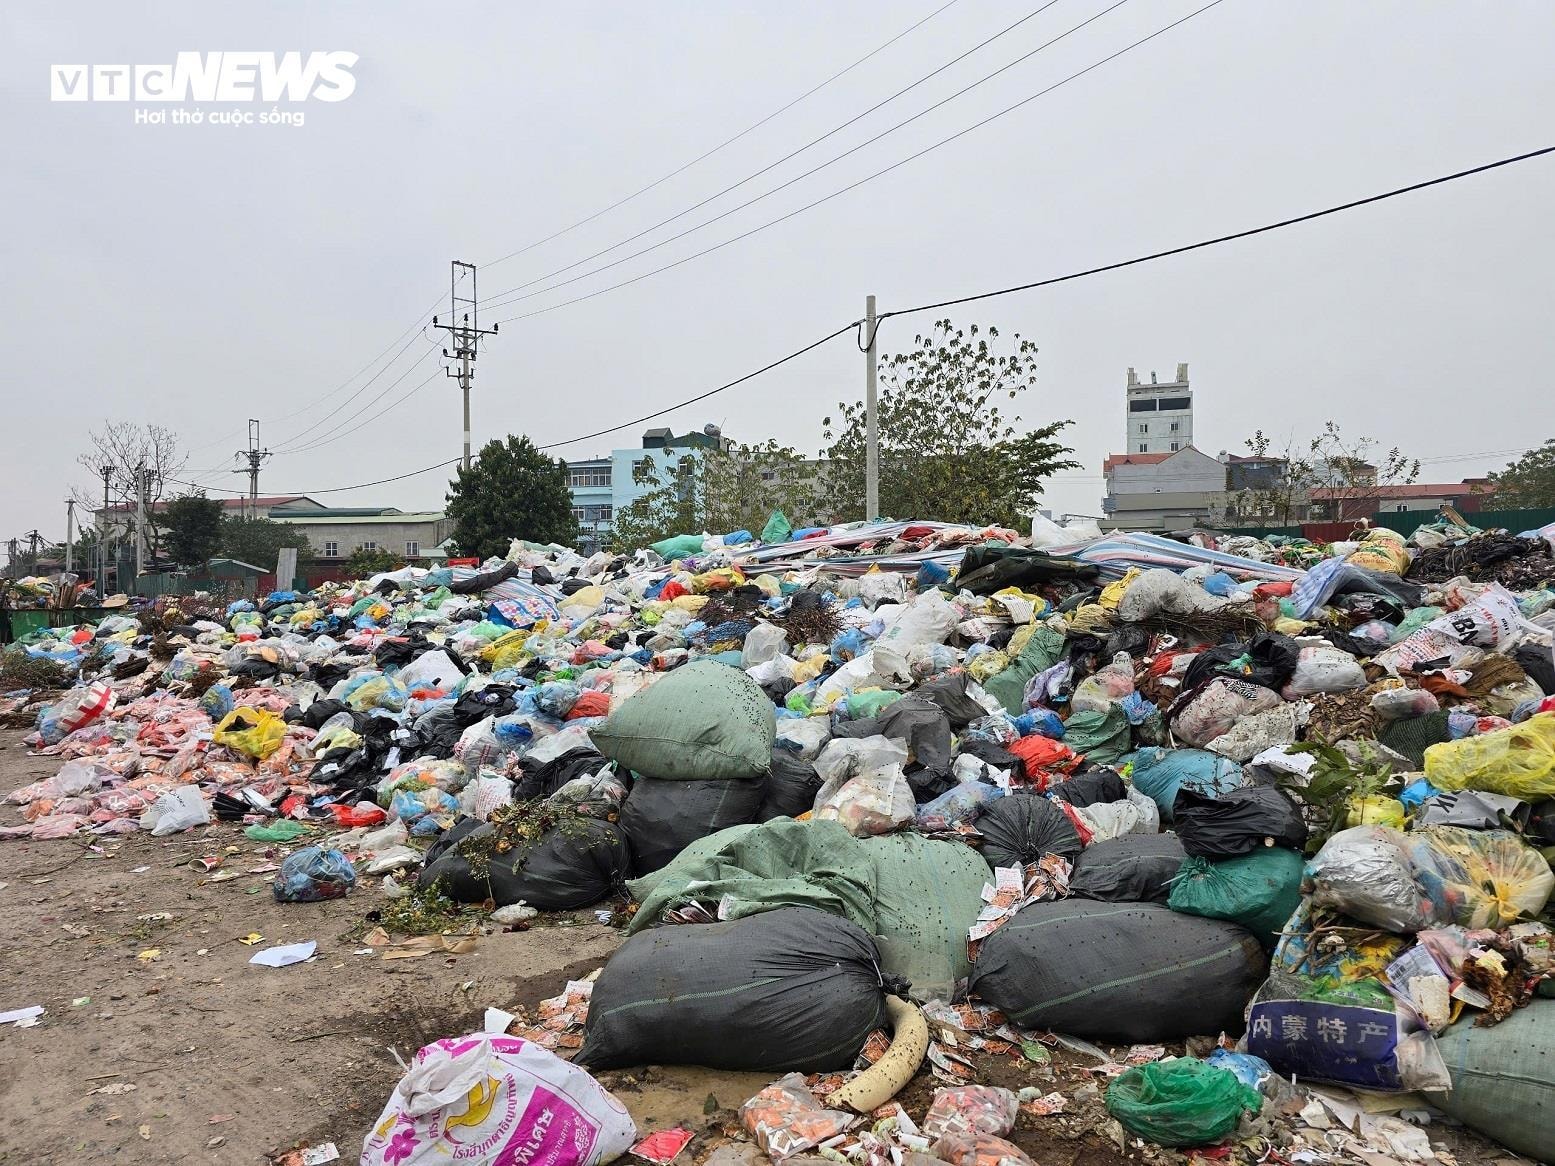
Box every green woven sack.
[1106,1058,1261,1147]
[591,660,775,780]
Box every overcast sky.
[4,0,1553,544]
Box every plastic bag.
[916,782,1004,832]
[933,1133,1035,1166]
[1105,1058,1260,1148]
[139,786,211,836]
[1406,827,1555,929]
[813,735,910,788]
[1371,687,1440,722]
[1071,654,1135,714]
[457,774,514,821]
[362,1033,636,1166]
[1285,640,1366,695]
[51,681,117,738]
[873,589,958,683]
[1171,679,1283,749]
[273,846,357,902]
[1306,826,1434,933]
[212,707,287,760]
[1424,714,1555,799]
[740,1073,858,1161]
[775,716,832,761]
[743,622,789,668]
[921,1086,1020,1139]
[814,764,916,837]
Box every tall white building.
[1124,363,1192,455]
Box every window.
[405,541,419,558]
[1129,399,1156,412]
[1169,421,1180,433]
[1157,396,1190,411]
[761,470,777,483]
[323,541,337,558]
[595,505,612,522]
[1138,423,1149,434]
[1170,442,1180,452]
[567,467,612,488]
[361,541,377,552]
[1138,443,1148,453]
[571,507,587,522]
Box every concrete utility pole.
[234,419,271,521]
[134,464,148,580]
[99,463,113,592]
[864,294,879,522]
[433,260,498,473]
[64,499,75,573]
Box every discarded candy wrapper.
[630,1127,695,1165]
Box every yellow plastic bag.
[1099,568,1142,611]
[1344,795,1407,829]
[1408,826,1555,929]
[1345,528,1411,576]
[968,650,1009,683]
[1424,714,1555,799]
[212,707,287,761]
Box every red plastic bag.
[329,803,387,828]
[1008,735,1082,784]
[567,690,612,720]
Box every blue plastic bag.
[199,684,235,720]
[1128,747,1247,820]
[917,782,1004,830]
[273,846,357,903]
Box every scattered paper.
[361,926,476,959]
[483,1007,517,1034]
[1019,1092,1068,1117]
[0,1005,44,1028]
[136,948,161,962]
[238,933,265,946]
[249,940,317,968]
[302,1144,340,1165]
[94,1082,137,1096]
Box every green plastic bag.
[982,625,1064,715]
[761,510,792,544]
[1106,1058,1261,1147]
[650,533,706,561]
[1063,705,1133,765]
[845,688,903,719]
[592,660,775,780]
[244,820,313,843]
[1167,850,1304,946]
[213,707,287,760]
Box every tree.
[346,546,401,576]
[73,422,187,559]
[1485,439,1555,508]
[161,492,225,567]
[1226,424,1421,526]
[446,435,578,559]
[609,439,822,552]
[821,319,1080,527]
[219,517,313,569]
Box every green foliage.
[219,517,313,570]
[821,319,1079,526]
[446,436,578,559]
[1282,740,1403,850]
[346,546,401,576]
[1486,439,1555,508]
[161,492,225,567]
[608,440,822,553]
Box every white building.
[1102,446,1227,530]
[1125,363,1193,455]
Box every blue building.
[566,425,730,544]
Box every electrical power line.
[479,0,963,272]
[272,344,442,455]
[490,0,1222,327]
[168,455,469,499]
[534,143,1554,451]
[477,0,1071,307]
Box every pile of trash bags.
[5,513,1555,1161]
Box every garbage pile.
[4,515,1555,1164]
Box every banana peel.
[829,995,928,1113]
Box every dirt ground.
[0,727,1528,1166]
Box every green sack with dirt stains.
[1106,1057,1261,1147]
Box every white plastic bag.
[742,621,789,668]
[399,649,463,691]
[361,1033,636,1166]
[812,734,910,789]
[872,589,958,683]
[457,775,514,821]
[775,716,832,761]
[140,786,211,837]
[1285,639,1366,696]
[813,763,916,837]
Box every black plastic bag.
[513,747,609,802]
[1182,631,1301,693]
[957,738,1025,780]
[576,907,889,1072]
[976,792,1082,869]
[419,817,631,910]
[1172,786,1308,859]
[833,696,953,775]
[620,776,766,874]
[453,684,517,726]
[1069,834,1186,902]
[758,751,822,821]
[285,697,356,730]
[968,900,1266,1042]
[914,673,994,730]
[1515,644,1555,696]
[1048,770,1127,807]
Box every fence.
[1368,507,1555,537]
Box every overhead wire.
[271,343,442,454]
[277,354,444,456]
[490,0,1223,327]
[477,0,1070,306]
[479,0,964,271]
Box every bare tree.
[73,422,187,560]
[1225,423,1420,527]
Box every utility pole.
[864,294,879,522]
[64,499,75,573]
[25,530,41,575]
[134,464,148,580]
[433,260,498,472]
[99,463,113,593]
[233,418,272,521]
